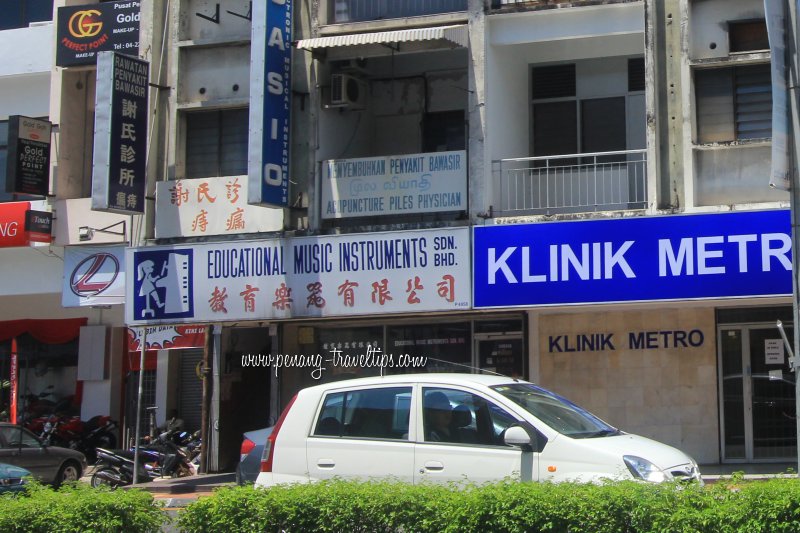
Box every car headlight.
[623,455,669,483]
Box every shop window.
[313,387,412,440]
[729,20,769,53]
[0,0,52,30]
[0,334,80,422]
[695,64,771,143]
[184,108,248,179]
[387,323,470,373]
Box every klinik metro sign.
[248,0,291,208]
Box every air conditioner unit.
[330,73,368,109]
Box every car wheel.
[55,460,82,487]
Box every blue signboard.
[130,249,194,322]
[248,0,291,207]
[473,210,792,308]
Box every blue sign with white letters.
[473,210,792,308]
[248,0,291,207]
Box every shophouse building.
[18,0,793,470]
[0,2,128,436]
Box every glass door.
[474,335,524,379]
[719,325,796,462]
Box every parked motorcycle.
[38,414,118,464]
[91,430,194,488]
[90,448,155,488]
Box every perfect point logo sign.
[56,2,140,67]
[68,10,103,38]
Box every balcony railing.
[331,0,466,24]
[493,150,647,216]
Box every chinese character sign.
[126,228,471,325]
[155,176,283,238]
[91,52,148,215]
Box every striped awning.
[296,25,468,50]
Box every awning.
[296,25,468,51]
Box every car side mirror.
[503,425,532,451]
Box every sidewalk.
[699,462,798,483]
[124,472,236,507]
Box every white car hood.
[574,432,695,470]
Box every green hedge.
[178,476,800,533]
[0,482,167,533]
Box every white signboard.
[63,246,126,307]
[126,228,470,324]
[155,176,283,238]
[321,150,467,219]
[765,338,784,365]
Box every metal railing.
[330,0,466,23]
[493,149,647,215]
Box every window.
[0,427,41,448]
[422,388,519,446]
[184,109,248,179]
[531,60,640,159]
[423,111,465,153]
[313,387,412,440]
[0,120,7,190]
[1,0,53,30]
[628,58,645,92]
[729,20,769,53]
[695,64,771,143]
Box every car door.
[0,426,58,481]
[413,386,537,485]
[306,385,415,483]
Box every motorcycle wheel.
[174,463,192,478]
[91,468,119,489]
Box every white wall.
[0,23,53,77]
[690,0,765,60]
[0,23,52,120]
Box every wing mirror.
[503,425,532,451]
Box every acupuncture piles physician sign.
[248,0,292,207]
[92,52,148,215]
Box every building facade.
[1,0,792,470]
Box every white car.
[255,373,701,487]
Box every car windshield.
[491,384,619,438]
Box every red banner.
[0,202,31,248]
[127,325,206,351]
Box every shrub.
[178,477,800,533]
[0,481,167,533]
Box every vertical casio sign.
[248,0,292,207]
